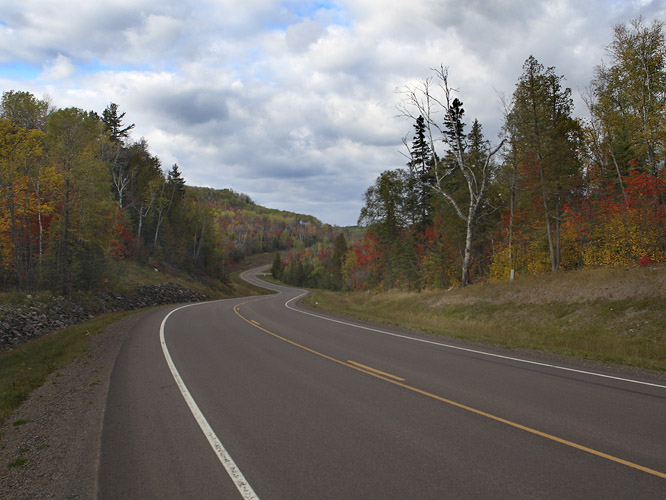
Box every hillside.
[190,186,320,224]
[189,186,330,263]
[305,265,666,372]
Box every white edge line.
[160,302,260,500]
[282,291,666,390]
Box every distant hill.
[187,186,337,265]
[189,186,321,225]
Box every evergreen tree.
[167,164,187,203]
[407,115,435,235]
[271,252,283,279]
[102,103,135,143]
[507,55,582,272]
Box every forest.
[0,94,331,294]
[3,17,665,296]
[275,17,666,291]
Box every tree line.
[276,17,666,291]
[0,92,329,294]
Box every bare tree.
[398,65,505,286]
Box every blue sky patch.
[0,62,41,81]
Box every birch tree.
[592,17,666,177]
[398,66,505,286]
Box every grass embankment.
[305,266,666,372]
[0,311,136,433]
[0,253,275,431]
[104,254,274,299]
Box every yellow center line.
[347,360,405,381]
[250,320,261,326]
[233,300,666,480]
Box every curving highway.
[98,266,666,499]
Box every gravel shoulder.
[0,309,154,500]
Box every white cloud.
[39,53,76,81]
[123,13,184,60]
[1,0,665,225]
[286,19,326,52]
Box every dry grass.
[432,265,666,305]
[306,266,666,371]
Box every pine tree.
[407,115,435,235]
[102,103,135,143]
[271,252,283,279]
[167,164,187,202]
[507,56,582,272]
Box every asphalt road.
[98,267,666,499]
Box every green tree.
[271,252,283,279]
[506,56,582,272]
[592,17,666,177]
[167,164,186,202]
[124,139,163,252]
[99,103,135,209]
[0,90,50,131]
[405,115,435,235]
[44,108,115,292]
[102,103,135,144]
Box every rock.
[0,283,209,353]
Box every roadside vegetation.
[0,253,274,432]
[304,265,666,372]
[0,310,134,433]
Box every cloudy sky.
[1,1,664,226]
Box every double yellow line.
[233,299,666,480]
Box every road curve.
[98,266,666,499]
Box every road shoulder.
[0,309,153,500]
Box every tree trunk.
[62,182,72,295]
[508,144,518,272]
[539,164,557,272]
[461,210,475,286]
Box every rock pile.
[0,283,208,351]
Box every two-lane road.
[98,267,666,499]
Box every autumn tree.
[592,17,666,177]
[0,119,48,289]
[506,56,582,273]
[398,66,505,286]
[581,18,666,266]
[0,91,50,131]
[44,108,116,292]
